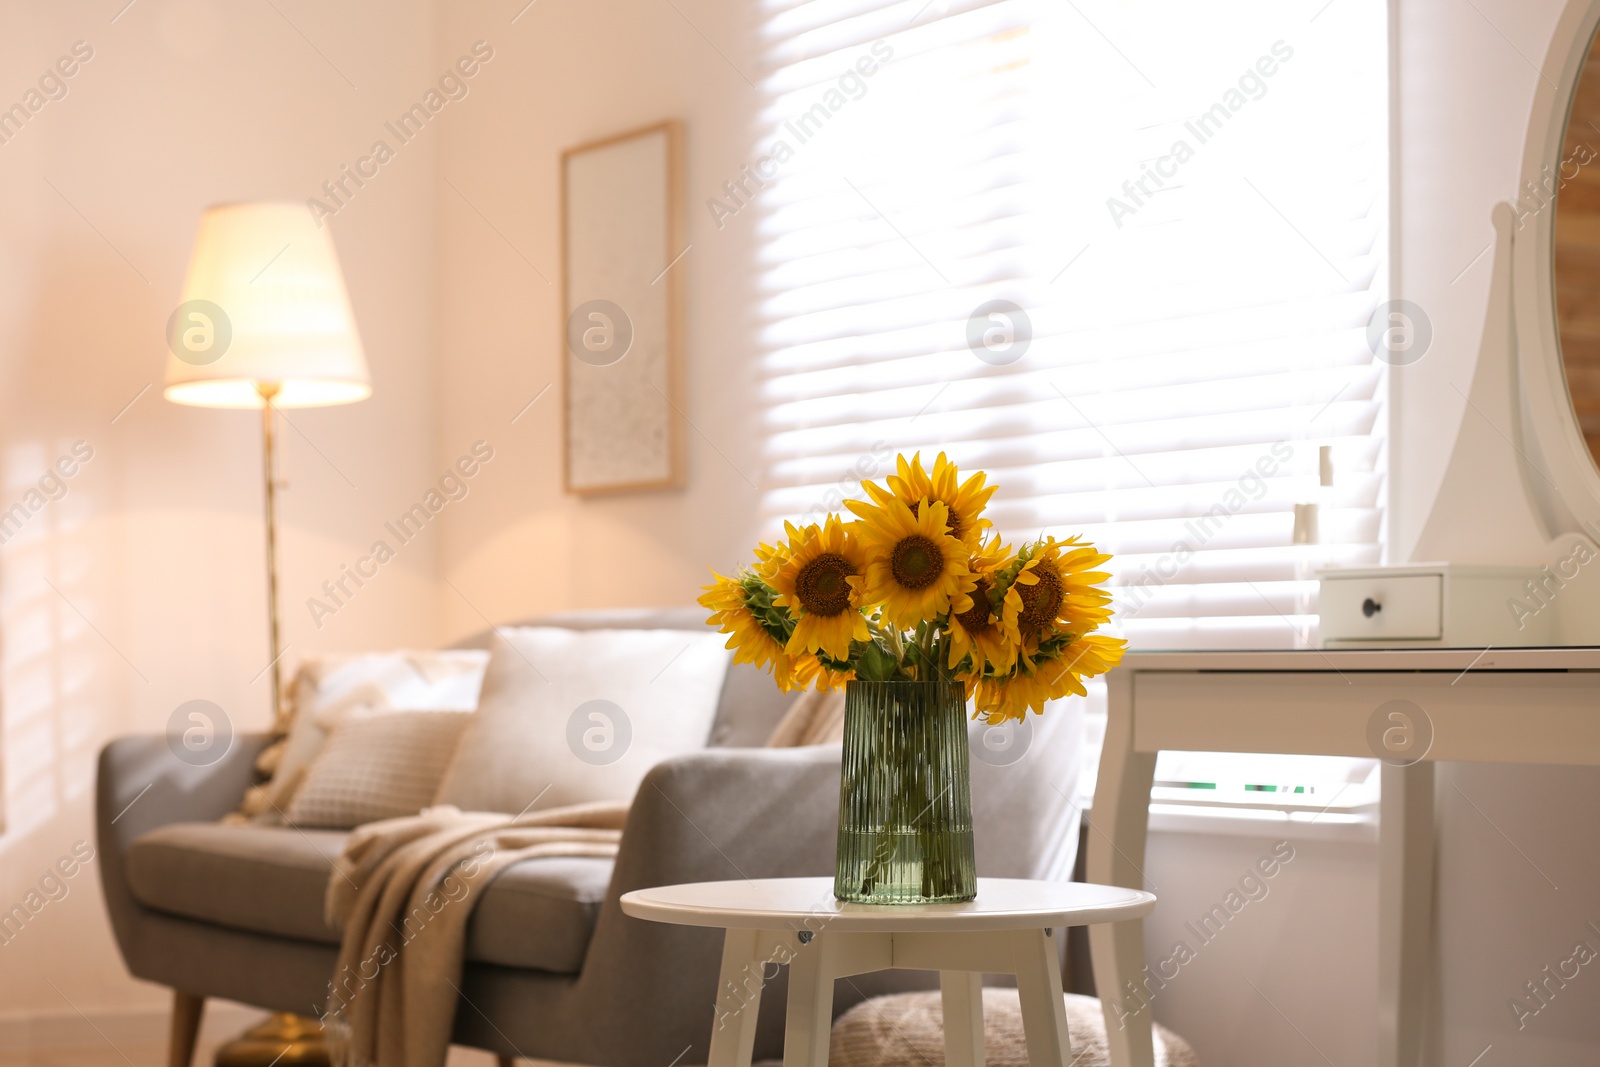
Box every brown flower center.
[890,535,945,590]
[955,579,993,635]
[795,553,853,616]
[1018,562,1063,635]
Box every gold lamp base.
[213,1013,330,1067]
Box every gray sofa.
[97,609,1085,1067]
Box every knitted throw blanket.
[323,801,627,1067]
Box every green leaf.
[856,641,901,681]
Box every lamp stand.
[258,381,288,729]
[213,383,330,1067]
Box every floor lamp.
[163,201,370,1065]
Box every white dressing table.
[1087,647,1600,1067]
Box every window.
[750,0,1388,820]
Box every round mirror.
[1554,29,1600,467]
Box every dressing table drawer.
[1320,574,1442,641]
[1317,564,1553,647]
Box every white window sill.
[1146,802,1378,844]
[1081,788,1380,843]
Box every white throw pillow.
[284,711,474,829]
[250,649,490,822]
[433,628,732,812]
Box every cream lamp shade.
[163,201,370,408]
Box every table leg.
[1087,669,1157,1067]
[1012,929,1072,1067]
[783,932,835,1067]
[940,970,987,1067]
[1378,761,1435,1067]
[708,928,768,1067]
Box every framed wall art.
[561,120,686,494]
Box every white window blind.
[751,0,1389,651]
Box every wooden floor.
[0,1042,548,1067]
[0,1038,785,1067]
[0,1035,233,1067]
[0,1008,780,1067]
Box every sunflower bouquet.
[698,452,1126,724]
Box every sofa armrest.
[97,732,271,854]
[611,745,842,893]
[564,746,841,1067]
[96,732,273,971]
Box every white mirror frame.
[1513,0,1600,532]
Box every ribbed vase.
[833,679,977,904]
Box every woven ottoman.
[828,988,1199,1067]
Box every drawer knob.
[1362,597,1382,618]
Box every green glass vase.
[834,679,977,904]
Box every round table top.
[620,877,1156,933]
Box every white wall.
[1138,828,1378,1066]
[0,0,441,1020]
[431,0,770,637]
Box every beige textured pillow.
[433,627,732,813]
[284,711,474,830]
[243,650,490,823]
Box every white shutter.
[751,0,1389,651]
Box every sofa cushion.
[464,857,613,972]
[449,609,796,748]
[284,711,474,829]
[126,822,346,944]
[126,822,612,974]
[252,649,490,821]
[433,627,731,812]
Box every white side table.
[621,876,1155,1067]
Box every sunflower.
[698,569,815,692]
[751,537,790,581]
[852,498,977,630]
[769,516,871,662]
[793,652,855,692]
[974,632,1127,723]
[1009,536,1115,647]
[973,668,1057,724]
[944,536,1020,677]
[852,452,997,550]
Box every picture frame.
[560,120,686,494]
